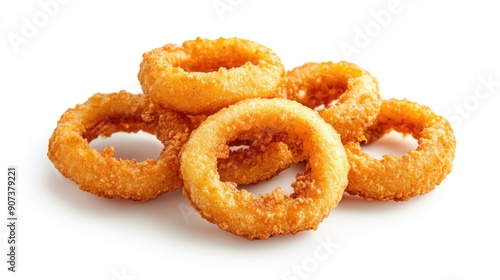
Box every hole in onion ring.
[238,162,305,196]
[89,131,164,162]
[177,55,257,73]
[361,130,418,160]
[229,144,250,151]
[313,99,339,112]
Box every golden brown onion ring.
[180,98,349,240]
[285,61,381,143]
[138,37,285,115]
[47,91,191,201]
[344,98,456,201]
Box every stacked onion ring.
[138,37,285,115]
[285,61,381,143]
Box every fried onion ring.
[344,98,456,201]
[138,37,285,115]
[285,61,381,143]
[217,138,294,185]
[180,98,349,240]
[47,91,191,201]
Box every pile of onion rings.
[47,36,456,240]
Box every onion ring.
[344,98,456,201]
[47,91,191,201]
[180,98,349,240]
[284,61,381,143]
[138,37,286,115]
[217,137,295,186]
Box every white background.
[1,1,499,280]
